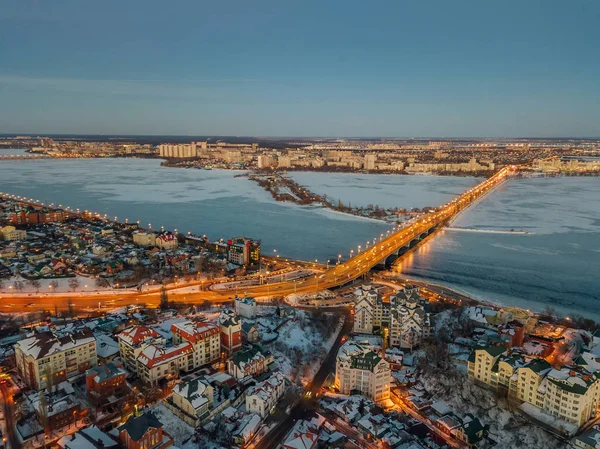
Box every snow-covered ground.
[148,403,195,445]
[266,310,343,385]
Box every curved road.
[1,167,512,313]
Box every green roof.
[351,350,382,372]
[480,344,506,358]
[524,358,552,374]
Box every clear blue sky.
[1,1,599,137]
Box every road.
[390,389,465,449]
[1,167,512,313]
[0,382,22,449]
[257,309,353,449]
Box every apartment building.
[468,348,600,430]
[136,343,194,385]
[353,286,389,334]
[15,329,97,390]
[467,344,508,386]
[118,326,166,372]
[354,286,432,349]
[389,288,433,349]
[335,341,390,402]
[132,230,156,247]
[171,321,221,367]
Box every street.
[0,382,22,449]
[258,308,353,449]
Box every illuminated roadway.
[2,167,513,312]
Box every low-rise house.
[241,322,260,343]
[232,414,261,446]
[86,363,129,408]
[117,411,173,449]
[168,376,214,427]
[228,346,267,380]
[57,426,118,449]
[245,372,286,418]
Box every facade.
[353,286,432,349]
[335,341,390,402]
[168,376,214,426]
[219,309,242,354]
[118,326,165,372]
[118,412,172,449]
[467,345,508,386]
[132,231,156,247]
[389,289,433,349]
[171,321,221,367]
[228,346,267,380]
[226,237,261,266]
[235,296,257,319]
[245,372,286,418]
[136,343,194,385]
[353,287,389,334]
[15,329,97,390]
[0,225,26,241]
[469,349,600,431]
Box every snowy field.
[288,172,481,209]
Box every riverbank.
[244,171,435,224]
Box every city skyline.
[1,0,599,137]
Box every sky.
[0,0,599,137]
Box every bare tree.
[28,279,42,293]
[14,280,24,292]
[68,277,80,292]
[49,280,59,290]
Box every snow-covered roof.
[15,329,95,360]
[137,342,192,368]
[172,376,212,410]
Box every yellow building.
[467,345,507,386]
[0,225,26,241]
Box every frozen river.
[0,151,598,319]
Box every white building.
[245,372,286,418]
[234,296,257,319]
[15,329,97,390]
[335,341,390,402]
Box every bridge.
[1,166,513,311]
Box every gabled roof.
[117,412,163,442]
